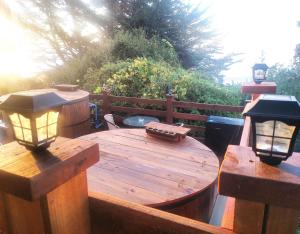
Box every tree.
[268,64,300,100]
[1,0,235,81]
[101,0,236,81]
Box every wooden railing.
[89,191,234,234]
[90,92,244,139]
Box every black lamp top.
[243,94,300,120]
[252,63,269,71]
[0,91,67,113]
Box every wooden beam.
[173,112,208,121]
[265,205,300,234]
[110,95,166,106]
[173,101,243,113]
[220,197,235,231]
[239,116,251,147]
[111,106,166,117]
[89,191,233,234]
[233,199,265,234]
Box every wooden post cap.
[241,82,277,94]
[219,145,300,209]
[0,137,99,201]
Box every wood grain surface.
[81,129,219,218]
[89,191,233,234]
[219,145,300,209]
[0,137,99,201]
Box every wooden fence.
[90,91,244,139]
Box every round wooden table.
[80,129,219,221]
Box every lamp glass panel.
[48,123,57,138]
[255,121,274,136]
[272,138,290,153]
[274,121,295,138]
[19,114,31,129]
[37,127,47,141]
[9,113,21,127]
[13,126,23,140]
[36,113,48,128]
[256,135,272,151]
[23,129,33,142]
[254,69,265,79]
[48,111,59,125]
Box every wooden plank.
[265,205,300,234]
[0,137,99,200]
[173,112,208,121]
[97,154,211,192]
[111,106,166,117]
[233,199,265,234]
[108,128,210,151]
[89,191,234,234]
[173,101,244,113]
[0,192,8,233]
[241,82,277,94]
[239,116,251,147]
[4,193,46,234]
[110,95,166,106]
[221,197,235,231]
[81,129,219,221]
[43,171,91,234]
[3,172,91,234]
[219,145,300,209]
[88,174,165,205]
[89,94,104,100]
[85,132,218,169]
[166,94,174,123]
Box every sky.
[0,0,300,83]
[198,0,300,83]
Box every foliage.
[268,64,300,100]
[45,29,179,86]
[3,0,236,82]
[111,29,179,67]
[102,0,236,81]
[0,76,47,95]
[85,57,243,106]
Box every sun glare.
[0,15,37,78]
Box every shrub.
[85,57,244,106]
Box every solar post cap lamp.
[243,94,300,165]
[0,92,67,151]
[252,63,268,84]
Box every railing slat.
[173,112,208,121]
[110,95,166,106]
[173,100,243,113]
[111,106,166,117]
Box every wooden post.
[101,90,111,115]
[166,94,174,124]
[0,137,99,234]
[219,145,300,234]
[241,81,277,101]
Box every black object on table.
[123,115,159,128]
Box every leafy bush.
[268,64,300,100]
[85,57,243,106]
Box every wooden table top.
[80,129,219,207]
